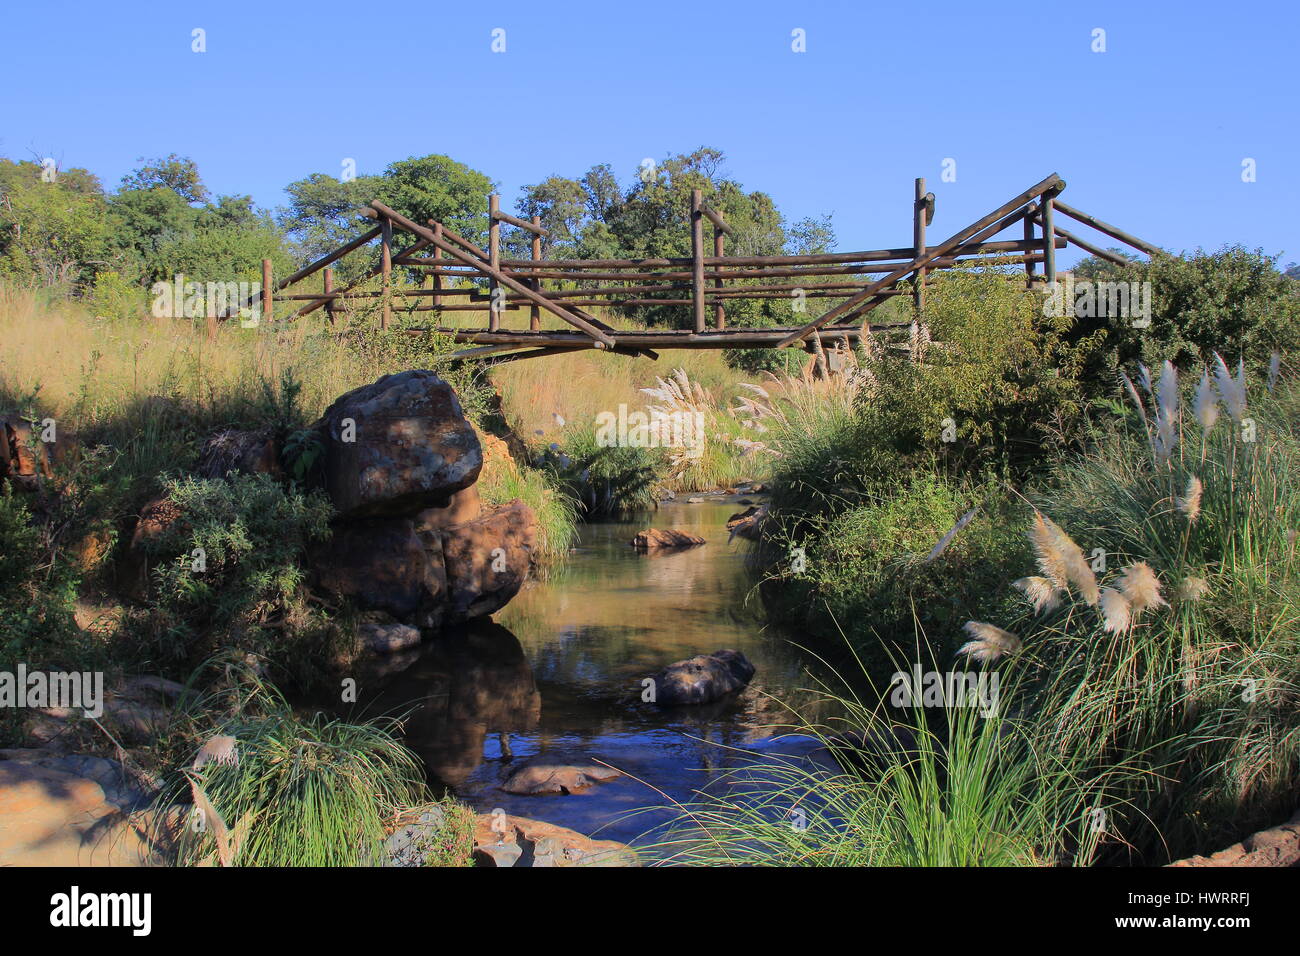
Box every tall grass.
[1014,361,1300,860]
[648,655,1122,866]
[166,664,429,867]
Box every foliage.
[0,158,111,287]
[474,447,579,563]
[1071,246,1300,379]
[135,473,339,683]
[1014,364,1300,861]
[763,474,1027,686]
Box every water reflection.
[363,500,846,846]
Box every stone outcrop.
[315,370,482,519]
[472,813,638,867]
[0,744,179,867]
[631,528,706,551]
[499,752,622,795]
[304,372,535,641]
[651,649,756,706]
[118,371,536,648]
[1169,809,1300,867]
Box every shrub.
[1072,246,1300,379]
[134,473,341,685]
[475,449,579,563]
[762,473,1027,685]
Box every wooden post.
[713,215,726,330]
[432,223,443,309]
[777,172,1064,347]
[324,267,335,325]
[530,215,542,331]
[1041,193,1057,286]
[909,175,930,356]
[912,177,927,317]
[488,193,501,332]
[380,218,393,330]
[1023,213,1037,289]
[691,189,706,333]
[261,258,273,325]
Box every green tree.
[120,154,209,204]
[0,158,111,287]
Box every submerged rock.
[630,528,706,551]
[499,752,622,795]
[358,614,423,655]
[651,649,755,706]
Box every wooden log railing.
[238,173,1161,361]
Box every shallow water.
[362,498,842,847]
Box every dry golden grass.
[0,284,376,421]
[489,343,751,443]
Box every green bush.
[764,473,1027,685]
[541,424,664,517]
[1009,365,1300,862]
[1072,246,1300,379]
[134,473,341,684]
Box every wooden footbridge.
[252,172,1161,363]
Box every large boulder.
[651,649,755,706]
[315,371,482,519]
[312,517,446,628]
[440,500,537,623]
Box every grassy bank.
[680,253,1300,864]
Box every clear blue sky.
[4,0,1296,266]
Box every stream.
[359,497,844,847]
